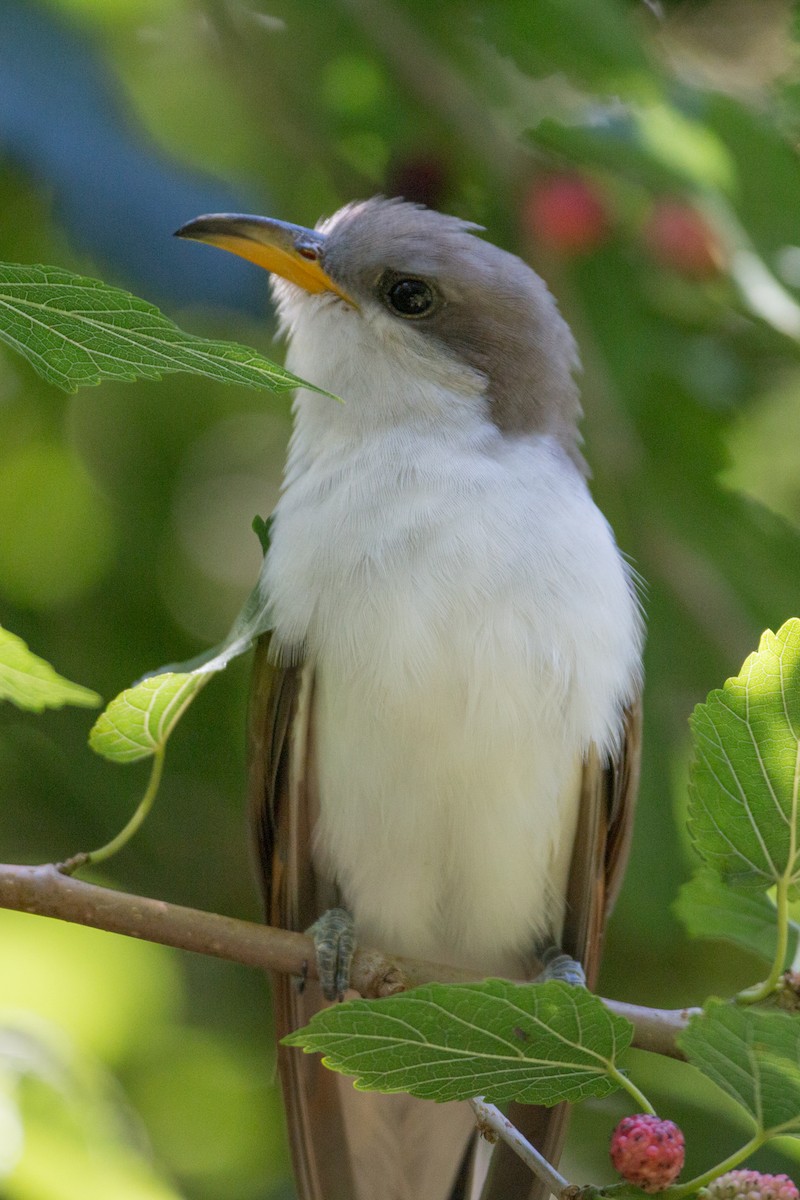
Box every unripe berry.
[642,199,725,279]
[705,1170,800,1200]
[610,1114,685,1192]
[523,173,610,256]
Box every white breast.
[263,301,642,974]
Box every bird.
[175,198,644,1200]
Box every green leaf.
[0,261,321,395]
[283,979,634,1106]
[679,1000,800,1139]
[0,625,100,712]
[675,870,799,965]
[531,108,734,197]
[530,118,685,193]
[89,672,209,763]
[252,514,273,557]
[155,574,272,679]
[479,0,653,96]
[89,570,273,764]
[687,620,800,896]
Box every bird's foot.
[307,907,356,1002]
[536,945,586,988]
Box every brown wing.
[563,695,643,987]
[247,634,358,1200]
[479,696,643,1200]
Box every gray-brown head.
[176,197,583,463]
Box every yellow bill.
[174,213,354,304]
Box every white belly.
[265,419,641,974]
[313,637,586,975]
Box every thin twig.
[469,1097,571,1197]
[61,747,165,873]
[0,862,694,1053]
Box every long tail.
[274,971,475,1200]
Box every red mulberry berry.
[523,174,610,256]
[642,200,725,279]
[610,1114,685,1192]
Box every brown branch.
[0,863,693,1056]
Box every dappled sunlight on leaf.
[688,620,800,895]
[89,672,209,763]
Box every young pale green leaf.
[0,625,100,712]
[89,672,209,763]
[154,572,272,679]
[674,870,799,965]
[679,1000,800,1139]
[283,978,634,1106]
[90,565,273,765]
[687,620,800,896]
[0,262,321,395]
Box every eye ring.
[381,275,438,319]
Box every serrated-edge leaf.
[89,672,209,763]
[679,999,800,1138]
[674,870,799,964]
[0,625,100,712]
[687,620,800,894]
[283,978,634,1107]
[0,261,328,396]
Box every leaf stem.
[606,1065,656,1116]
[665,1133,763,1199]
[63,747,166,871]
[737,875,789,1004]
[468,1097,571,1196]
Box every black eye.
[384,277,436,318]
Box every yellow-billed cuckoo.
[176,198,643,1200]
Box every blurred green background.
[1,0,800,1196]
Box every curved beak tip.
[173,215,227,241]
[173,213,353,304]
